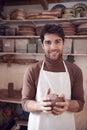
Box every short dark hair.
[40,24,65,43]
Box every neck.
[44,55,63,65]
[43,55,65,72]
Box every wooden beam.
[0,0,40,6]
[39,0,48,10]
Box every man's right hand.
[40,88,53,113]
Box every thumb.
[45,88,51,96]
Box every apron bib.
[28,61,75,130]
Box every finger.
[55,102,69,111]
[53,106,65,112]
[52,110,62,115]
[41,100,52,107]
[59,94,65,101]
[43,110,52,114]
[56,101,68,107]
[41,106,52,112]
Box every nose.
[50,43,56,49]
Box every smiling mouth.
[50,52,59,58]
[50,51,58,55]
[50,49,58,52]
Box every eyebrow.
[55,39,62,42]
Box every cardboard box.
[15,39,28,53]
[3,39,14,52]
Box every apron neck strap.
[63,61,68,73]
[41,61,44,70]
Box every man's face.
[42,33,64,60]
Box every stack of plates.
[77,23,87,35]
[35,24,45,36]
[18,24,35,36]
[10,9,27,20]
[59,22,76,35]
[27,10,61,20]
[72,19,87,26]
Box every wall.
[0,1,87,130]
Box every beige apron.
[28,61,75,130]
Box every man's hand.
[40,88,53,113]
[52,94,69,115]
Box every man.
[21,24,84,130]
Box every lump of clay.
[47,94,65,107]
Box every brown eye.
[55,39,62,44]
[55,40,60,44]
[45,41,51,45]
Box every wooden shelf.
[0,35,87,39]
[65,35,87,39]
[0,52,44,55]
[0,17,87,25]
[63,54,87,56]
[0,97,21,104]
[16,120,28,126]
[0,53,87,56]
[0,36,39,39]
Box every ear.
[63,41,65,45]
[41,43,44,49]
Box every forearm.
[67,100,80,112]
[27,100,42,112]
[22,98,52,113]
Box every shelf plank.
[0,35,87,39]
[65,35,87,39]
[63,54,87,56]
[16,120,28,126]
[0,97,21,104]
[0,52,44,56]
[0,53,87,56]
[0,17,87,24]
[0,36,39,39]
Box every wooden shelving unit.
[0,17,87,58]
[0,2,87,130]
